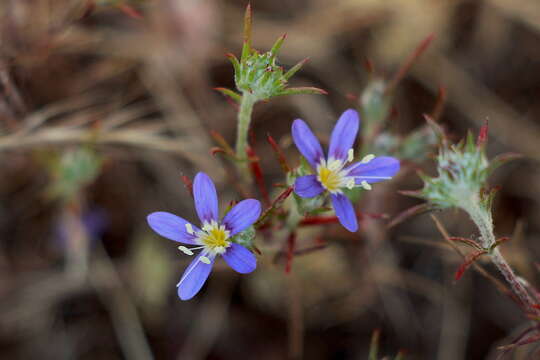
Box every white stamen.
[361,181,372,190]
[361,154,375,164]
[178,246,194,256]
[346,178,355,189]
[185,223,194,235]
[347,148,354,162]
[199,256,211,264]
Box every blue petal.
[177,253,215,300]
[294,175,324,198]
[331,193,358,232]
[291,119,324,169]
[346,156,400,184]
[328,109,360,161]
[193,172,219,224]
[147,212,199,244]
[222,243,257,274]
[222,199,261,236]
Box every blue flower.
[147,172,261,300]
[292,109,400,232]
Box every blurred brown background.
[1,0,540,359]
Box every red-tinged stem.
[181,175,193,198]
[385,34,435,94]
[299,212,385,226]
[477,119,489,147]
[430,86,447,121]
[255,186,293,227]
[117,4,143,19]
[267,134,290,173]
[285,231,296,274]
[246,146,270,206]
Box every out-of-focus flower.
[292,109,400,232]
[55,208,108,249]
[147,172,261,300]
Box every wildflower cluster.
[147,6,400,301]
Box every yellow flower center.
[197,221,231,255]
[318,166,342,192]
[316,159,351,194]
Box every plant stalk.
[465,201,537,313]
[235,92,257,176]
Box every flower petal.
[331,193,358,232]
[222,243,257,274]
[193,172,219,224]
[177,253,215,300]
[291,119,324,169]
[328,109,360,161]
[147,212,199,244]
[222,199,261,236]
[294,175,324,198]
[346,156,400,184]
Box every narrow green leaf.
[241,4,253,62]
[270,33,287,60]
[214,87,242,103]
[278,87,328,96]
[284,58,309,80]
[226,53,241,77]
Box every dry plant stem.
[463,203,537,313]
[235,93,256,177]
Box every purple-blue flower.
[147,172,261,300]
[292,109,400,232]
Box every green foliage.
[46,147,103,201]
[231,226,256,248]
[221,5,325,103]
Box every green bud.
[231,225,256,248]
[220,6,325,103]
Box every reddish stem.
[285,232,296,274]
[246,146,270,206]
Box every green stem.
[464,201,537,313]
[235,93,257,175]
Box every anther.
[361,154,375,164]
[178,246,194,256]
[185,223,195,235]
[361,181,372,190]
[199,256,211,264]
[348,149,354,162]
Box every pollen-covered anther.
[346,178,355,189]
[178,246,194,256]
[185,223,195,235]
[361,181,372,190]
[361,154,375,164]
[199,256,211,264]
[348,149,354,162]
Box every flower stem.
[465,201,537,313]
[235,93,257,176]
